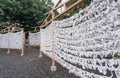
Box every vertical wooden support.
[35,27,37,31]
[7,28,10,54]
[64,4,67,11]
[39,27,43,58]
[51,11,57,72]
[28,31,31,49]
[21,29,24,56]
[60,1,63,13]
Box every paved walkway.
[0,49,79,78]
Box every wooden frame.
[39,0,84,71]
[41,0,84,28]
[28,31,40,47]
[0,24,25,56]
[28,26,40,48]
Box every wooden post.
[50,10,57,71]
[7,28,10,54]
[60,1,62,13]
[28,31,31,49]
[64,4,67,11]
[39,27,43,58]
[21,29,24,56]
[35,27,37,31]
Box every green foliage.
[0,0,53,31]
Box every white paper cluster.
[0,33,9,48]
[41,24,53,52]
[29,32,40,46]
[41,0,120,78]
[9,31,24,49]
[0,31,24,49]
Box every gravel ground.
[0,48,79,78]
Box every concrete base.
[7,51,10,54]
[21,53,24,56]
[39,54,43,58]
[51,65,57,72]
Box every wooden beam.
[44,0,71,16]
[41,0,84,28]
[55,0,62,7]
[41,19,52,28]
[51,11,55,67]
[44,0,62,16]
[52,0,71,11]
[0,23,17,32]
[54,0,84,20]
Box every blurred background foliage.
[0,0,91,32]
[0,0,53,31]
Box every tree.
[0,0,53,31]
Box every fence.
[29,31,40,46]
[0,27,25,56]
[40,0,120,77]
